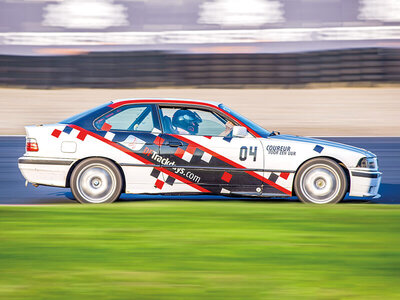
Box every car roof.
[111,98,221,107]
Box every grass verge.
[1,201,400,299]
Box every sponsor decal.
[172,167,201,183]
[152,152,176,166]
[119,135,146,151]
[144,146,202,183]
[266,145,296,156]
[143,146,176,166]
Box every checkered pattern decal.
[266,171,291,183]
[51,125,88,141]
[52,124,291,196]
[150,168,176,190]
[262,171,293,193]
[51,125,160,148]
[51,126,85,141]
[173,144,214,164]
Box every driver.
[172,109,202,135]
[220,120,234,137]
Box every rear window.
[94,104,157,132]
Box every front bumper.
[18,156,75,187]
[348,169,382,198]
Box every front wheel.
[70,158,123,204]
[294,158,348,204]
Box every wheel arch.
[66,156,126,193]
[291,156,350,197]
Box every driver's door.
[157,105,263,195]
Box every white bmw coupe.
[18,98,381,204]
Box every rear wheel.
[294,158,348,204]
[70,158,122,204]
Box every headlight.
[357,157,377,169]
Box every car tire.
[70,158,122,204]
[294,158,348,204]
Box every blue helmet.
[172,109,202,135]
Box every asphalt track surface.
[1,136,399,205]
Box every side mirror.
[232,126,247,138]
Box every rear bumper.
[18,157,75,187]
[348,169,382,198]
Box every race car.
[18,98,381,204]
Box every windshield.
[219,104,271,138]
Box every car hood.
[268,134,375,157]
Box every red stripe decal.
[69,125,211,193]
[172,134,292,195]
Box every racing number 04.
[239,146,257,161]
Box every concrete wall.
[1,87,399,136]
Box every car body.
[18,98,381,204]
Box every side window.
[94,105,157,132]
[160,106,233,136]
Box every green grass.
[1,202,400,299]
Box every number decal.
[249,146,257,161]
[239,146,257,161]
[239,146,247,161]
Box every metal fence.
[1,48,400,88]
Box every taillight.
[26,138,39,152]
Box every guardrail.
[1,48,399,88]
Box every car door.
[157,105,264,195]
[93,103,163,193]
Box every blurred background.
[1,0,400,86]
[0,0,399,134]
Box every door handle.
[168,141,183,147]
